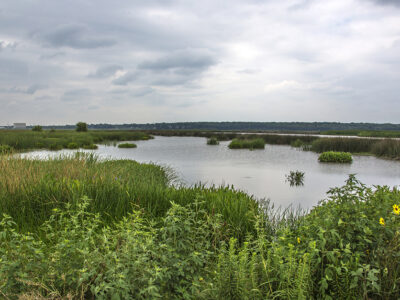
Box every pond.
[22,136,400,209]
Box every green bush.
[318,151,353,163]
[31,125,42,132]
[76,122,88,132]
[228,138,265,150]
[118,143,137,148]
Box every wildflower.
[297,237,301,244]
[393,204,400,215]
[199,277,204,281]
[379,217,385,226]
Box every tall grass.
[0,130,151,151]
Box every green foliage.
[318,151,353,163]
[118,143,137,148]
[207,137,219,145]
[229,138,265,150]
[286,170,305,186]
[1,155,400,299]
[76,122,88,132]
[31,125,42,132]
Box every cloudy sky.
[1,0,400,125]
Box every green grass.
[118,142,137,148]
[323,129,400,138]
[228,138,265,150]
[0,129,151,151]
[1,155,399,299]
[318,151,353,163]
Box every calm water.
[22,136,400,209]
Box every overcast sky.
[1,0,400,125]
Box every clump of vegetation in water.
[118,143,137,148]
[1,154,399,298]
[207,137,219,145]
[82,144,98,150]
[285,170,305,186]
[318,151,353,163]
[228,138,265,150]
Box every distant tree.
[76,122,88,132]
[32,125,43,132]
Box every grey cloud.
[33,24,117,49]
[0,40,17,51]
[112,72,137,86]
[61,88,91,102]
[39,52,65,60]
[368,0,400,6]
[3,84,47,94]
[88,65,123,78]
[139,49,216,71]
[131,87,154,97]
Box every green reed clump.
[82,144,98,150]
[370,139,400,159]
[67,142,79,149]
[229,138,265,150]
[285,170,305,186]
[318,151,353,163]
[118,143,137,148]
[311,137,375,154]
[207,137,219,145]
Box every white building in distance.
[13,123,26,129]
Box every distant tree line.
[6,122,400,132]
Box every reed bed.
[0,130,151,151]
[228,138,265,150]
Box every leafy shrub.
[118,143,137,148]
[318,151,352,163]
[31,125,42,132]
[229,138,265,150]
[76,122,88,132]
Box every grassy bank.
[1,155,399,299]
[0,130,151,151]
[322,130,400,138]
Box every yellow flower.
[379,217,385,226]
[393,204,400,215]
[297,237,301,244]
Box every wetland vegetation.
[228,138,265,150]
[118,143,137,148]
[0,130,151,152]
[0,153,399,299]
[318,151,353,163]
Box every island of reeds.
[118,142,137,148]
[228,138,265,150]
[0,151,399,299]
[318,151,353,163]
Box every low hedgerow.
[318,151,352,163]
